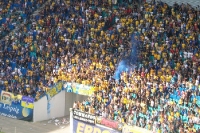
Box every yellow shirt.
[135,20,139,26]
[123,98,127,104]
[160,75,165,81]
[176,112,180,117]
[159,85,163,92]
[157,54,161,60]
[157,129,161,133]
[144,13,149,19]
[54,78,58,83]
[182,43,186,49]
[81,105,85,111]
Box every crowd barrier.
[70,108,153,133]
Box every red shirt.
[126,8,132,15]
[141,72,145,77]
[171,70,175,76]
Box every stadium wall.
[33,91,88,122]
[33,91,66,122]
[146,0,200,7]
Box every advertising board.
[0,91,14,105]
[0,100,33,121]
[73,109,96,124]
[73,119,120,133]
[21,96,34,109]
[96,116,123,131]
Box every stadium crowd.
[68,0,200,133]
[0,0,46,39]
[0,0,199,132]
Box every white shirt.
[102,111,107,117]
[117,24,121,30]
[151,100,154,107]
[184,52,188,58]
[112,0,117,4]
[195,80,199,86]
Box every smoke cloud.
[114,34,139,80]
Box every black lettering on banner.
[73,109,96,125]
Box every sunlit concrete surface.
[0,115,70,133]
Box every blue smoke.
[113,60,129,80]
[114,34,139,80]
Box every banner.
[56,81,63,92]
[122,125,153,133]
[63,82,94,96]
[21,96,34,109]
[96,117,123,131]
[46,87,57,98]
[73,109,96,125]
[41,81,95,101]
[71,83,94,96]
[0,91,14,105]
[0,100,33,121]
[46,82,64,115]
[63,82,73,92]
[46,81,63,99]
[73,119,120,133]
